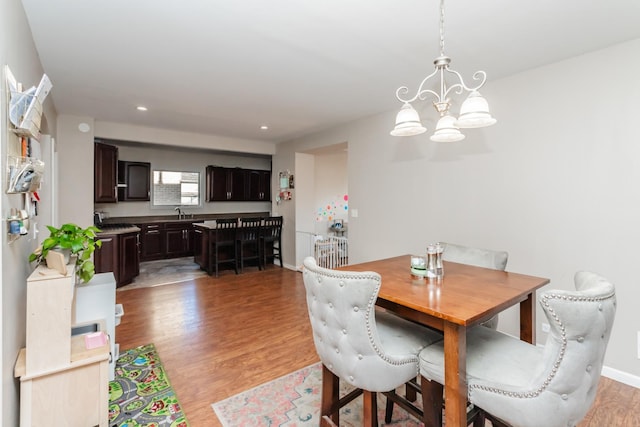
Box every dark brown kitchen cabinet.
[206,166,247,201]
[193,226,206,268]
[94,233,117,276]
[165,222,195,258]
[139,223,165,261]
[118,161,151,201]
[119,232,140,285]
[94,142,118,203]
[247,170,271,201]
[94,230,140,288]
[206,166,270,202]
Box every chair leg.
[362,390,378,427]
[214,246,219,278]
[420,376,443,427]
[406,376,418,402]
[321,365,340,427]
[256,242,262,270]
[384,390,395,423]
[473,410,486,427]
[207,243,213,276]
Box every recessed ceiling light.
[136,106,148,111]
[260,125,269,130]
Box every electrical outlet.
[542,323,550,333]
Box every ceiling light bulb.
[260,125,269,130]
[136,106,148,111]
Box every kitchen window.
[152,170,201,207]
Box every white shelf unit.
[74,272,119,380]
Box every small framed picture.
[289,174,295,189]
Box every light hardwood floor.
[115,266,640,426]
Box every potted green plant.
[28,223,103,284]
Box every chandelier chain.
[439,0,445,57]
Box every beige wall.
[1,0,57,424]
[275,38,640,385]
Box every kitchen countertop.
[96,226,141,236]
[100,212,269,226]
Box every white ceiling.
[19,0,640,144]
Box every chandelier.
[391,0,496,141]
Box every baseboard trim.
[601,366,640,389]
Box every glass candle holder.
[410,255,427,277]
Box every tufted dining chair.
[440,242,508,330]
[419,271,617,427]
[302,257,443,427]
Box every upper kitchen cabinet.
[247,170,271,201]
[118,161,151,201]
[205,166,247,201]
[94,142,118,203]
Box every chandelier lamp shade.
[391,0,496,141]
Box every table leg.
[443,322,467,427]
[520,292,536,344]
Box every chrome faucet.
[174,206,184,220]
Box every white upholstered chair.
[419,271,617,427]
[440,242,509,330]
[302,257,443,427]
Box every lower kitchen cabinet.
[139,223,164,261]
[193,226,206,268]
[138,221,203,261]
[165,222,195,258]
[94,230,140,288]
[119,232,140,284]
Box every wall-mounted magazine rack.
[4,65,52,243]
[7,157,44,194]
[9,91,43,139]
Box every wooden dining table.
[345,255,550,427]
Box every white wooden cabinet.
[14,265,110,427]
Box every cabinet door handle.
[147,230,160,234]
[100,238,113,243]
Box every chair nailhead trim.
[469,290,615,400]
[307,262,418,370]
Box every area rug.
[211,362,424,427]
[109,343,190,427]
[119,257,208,290]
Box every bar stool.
[259,216,283,268]
[235,217,262,273]
[208,218,238,277]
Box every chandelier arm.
[444,68,487,93]
[395,67,442,104]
